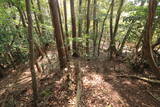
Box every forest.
[0,0,160,106]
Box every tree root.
[116,75,160,84]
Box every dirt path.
[0,56,160,107]
[80,58,160,107]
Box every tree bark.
[113,0,124,39]
[118,21,134,54]
[78,0,83,38]
[93,0,97,56]
[63,0,70,51]
[48,0,67,69]
[109,0,124,58]
[17,7,26,27]
[25,0,38,106]
[109,0,114,59]
[78,0,83,55]
[98,3,111,56]
[143,0,160,77]
[31,0,42,37]
[37,0,45,35]
[70,0,78,57]
[57,0,69,60]
[86,0,91,55]
[37,0,44,24]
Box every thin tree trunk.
[109,0,124,58]
[49,0,67,69]
[70,0,78,57]
[78,0,83,38]
[57,0,69,60]
[93,0,97,56]
[25,0,38,106]
[17,2,46,69]
[113,0,124,39]
[86,0,91,55]
[109,0,114,59]
[37,0,44,24]
[31,0,42,37]
[17,7,26,27]
[37,0,45,35]
[22,9,27,21]
[118,21,134,54]
[78,0,83,56]
[63,0,70,51]
[97,4,111,56]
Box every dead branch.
[147,91,160,102]
[116,75,160,84]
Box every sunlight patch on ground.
[0,89,5,96]
[83,72,104,86]
[81,70,128,107]
[68,96,76,107]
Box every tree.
[109,0,124,58]
[86,0,91,55]
[143,0,160,77]
[70,0,78,57]
[25,0,38,106]
[109,0,114,59]
[63,0,70,51]
[93,0,97,56]
[48,0,67,69]
[78,0,83,38]
[118,21,135,54]
[97,3,111,56]
[37,0,44,27]
[57,0,69,60]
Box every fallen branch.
[147,91,160,102]
[116,75,160,84]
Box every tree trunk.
[70,0,78,57]
[25,0,38,107]
[78,0,83,38]
[37,0,45,35]
[143,0,160,77]
[63,0,70,51]
[17,7,26,27]
[31,0,42,37]
[48,0,67,69]
[113,0,124,39]
[109,0,114,59]
[57,0,69,60]
[98,4,111,56]
[118,22,134,54]
[78,0,83,56]
[37,0,44,24]
[109,0,124,58]
[86,0,91,55]
[93,0,97,56]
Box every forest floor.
[0,51,160,107]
